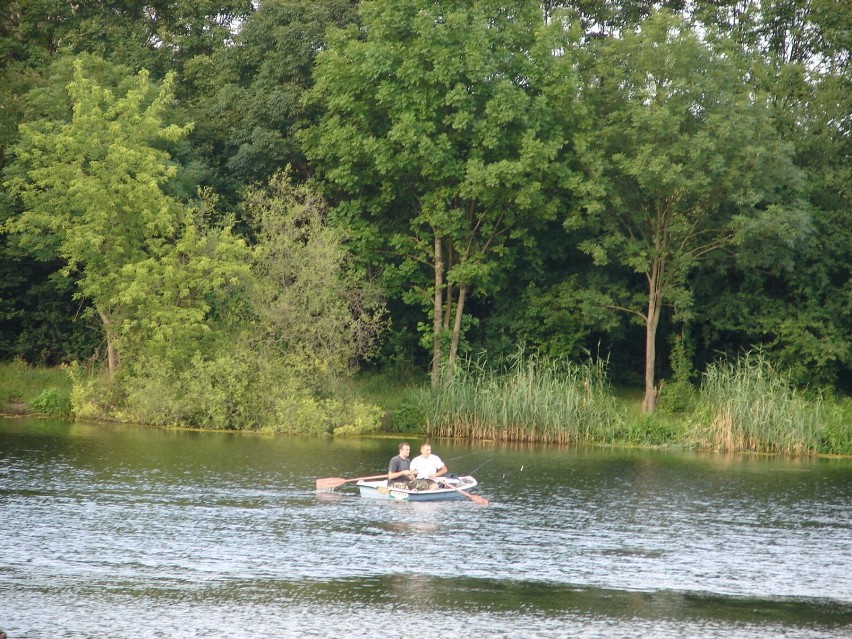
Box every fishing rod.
[467,456,495,476]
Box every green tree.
[3,58,248,378]
[0,1,250,80]
[169,1,360,207]
[118,172,386,431]
[692,44,851,388]
[0,6,128,364]
[243,170,386,380]
[681,1,851,389]
[222,0,359,182]
[573,11,804,412]
[0,249,99,364]
[304,0,584,384]
[688,0,849,68]
[543,0,688,35]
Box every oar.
[316,473,389,492]
[439,479,489,506]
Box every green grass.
[690,353,823,455]
[814,396,852,456]
[5,355,849,455]
[417,354,623,444]
[0,360,72,416]
[347,369,429,434]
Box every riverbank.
[2,360,850,455]
[0,360,72,417]
[354,357,852,456]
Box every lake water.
[1,418,850,638]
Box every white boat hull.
[357,476,479,502]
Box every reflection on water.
[380,521,441,534]
[1,418,851,638]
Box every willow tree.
[303,0,583,385]
[573,12,803,412]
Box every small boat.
[357,476,480,502]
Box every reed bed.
[690,352,822,454]
[419,353,623,444]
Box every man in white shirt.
[409,443,448,490]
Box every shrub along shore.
[2,354,849,456]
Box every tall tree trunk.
[643,266,663,413]
[98,309,118,379]
[431,234,444,388]
[443,283,453,331]
[443,243,453,331]
[448,284,467,371]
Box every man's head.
[420,443,432,457]
[399,442,411,459]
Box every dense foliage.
[1,1,848,430]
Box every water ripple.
[2,420,850,638]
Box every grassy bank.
[0,360,72,416]
[419,356,623,444]
[4,356,850,456]
[689,353,823,454]
[395,352,851,456]
[0,361,384,434]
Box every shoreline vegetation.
[2,5,848,466]
[3,354,849,456]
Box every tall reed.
[690,352,822,454]
[418,351,622,444]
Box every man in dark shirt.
[387,442,415,487]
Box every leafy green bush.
[332,401,383,436]
[389,401,426,434]
[68,363,109,420]
[818,398,852,455]
[820,420,852,455]
[657,330,698,415]
[119,349,271,429]
[656,380,697,415]
[28,387,71,416]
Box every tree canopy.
[573,12,806,412]
[4,59,207,375]
[0,0,848,425]
[304,0,585,384]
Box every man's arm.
[388,458,413,480]
[431,455,448,478]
